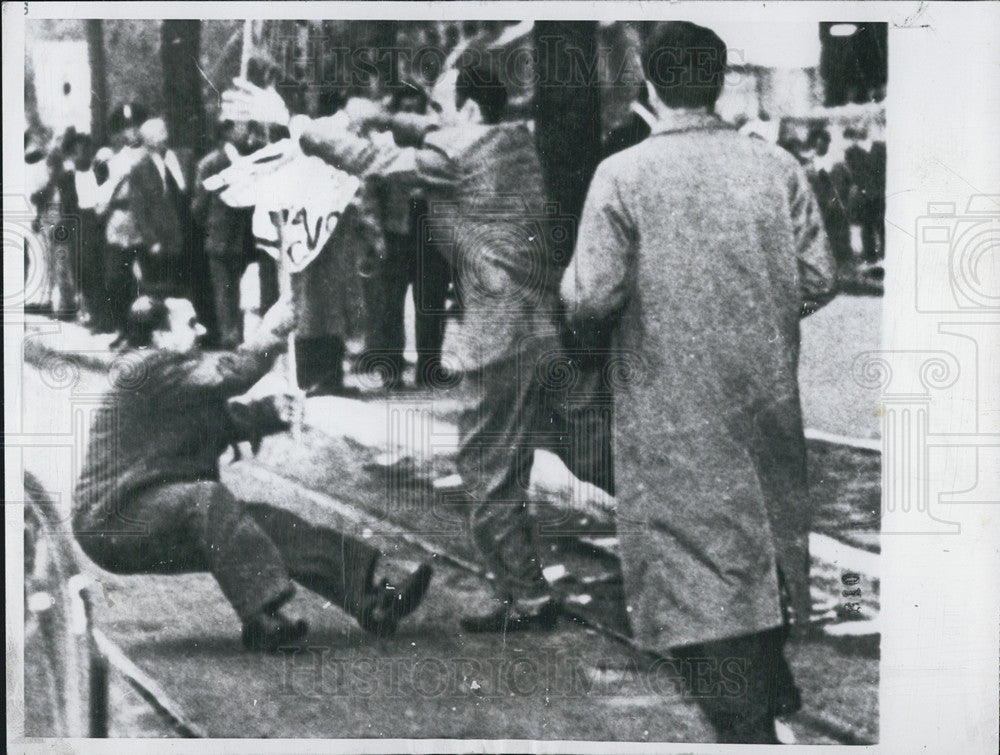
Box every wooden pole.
[274,218,303,440]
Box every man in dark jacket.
[273,64,569,632]
[132,118,188,298]
[193,120,268,349]
[101,116,186,318]
[98,103,147,334]
[360,86,452,390]
[73,293,432,650]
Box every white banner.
[203,140,361,273]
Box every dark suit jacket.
[193,148,255,261]
[105,153,183,257]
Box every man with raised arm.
[223,65,571,633]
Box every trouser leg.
[80,215,113,331]
[189,245,220,344]
[295,335,345,393]
[411,242,450,386]
[104,245,137,333]
[545,345,616,495]
[363,232,408,382]
[243,503,379,618]
[672,627,790,744]
[457,357,549,605]
[209,256,244,349]
[74,481,294,622]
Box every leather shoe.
[460,599,559,633]
[241,609,308,652]
[358,562,434,637]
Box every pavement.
[16,293,882,743]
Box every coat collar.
[648,110,728,136]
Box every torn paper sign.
[203,140,361,273]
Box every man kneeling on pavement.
[73,293,432,651]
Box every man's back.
[586,125,832,412]
[422,122,567,368]
[563,116,835,650]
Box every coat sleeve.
[788,164,838,316]
[226,395,289,449]
[183,347,280,398]
[298,117,457,190]
[560,161,636,327]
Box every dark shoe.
[358,562,434,637]
[241,610,308,652]
[460,599,559,633]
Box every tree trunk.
[161,20,207,154]
[86,20,108,145]
[533,21,602,238]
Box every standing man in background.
[131,117,188,299]
[360,84,452,390]
[193,118,267,349]
[561,22,836,743]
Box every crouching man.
[73,294,432,651]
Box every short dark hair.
[456,63,508,124]
[641,22,727,109]
[124,296,170,348]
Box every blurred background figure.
[193,118,268,349]
[101,102,150,335]
[802,124,854,273]
[132,117,189,299]
[359,84,451,390]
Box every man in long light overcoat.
[561,22,837,743]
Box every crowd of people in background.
[782,121,886,274]
[24,56,885,387]
[24,81,460,396]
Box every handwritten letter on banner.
[203,141,361,273]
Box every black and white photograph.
[4,2,998,752]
